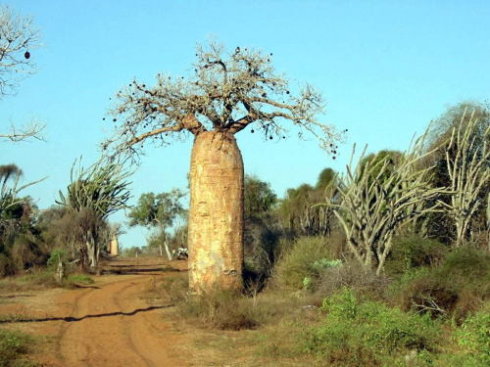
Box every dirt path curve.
[55,258,188,367]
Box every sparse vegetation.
[0,329,34,367]
[0,9,488,363]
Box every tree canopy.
[244,175,277,220]
[128,190,186,229]
[104,42,341,157]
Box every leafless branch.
[327,134,447,274]
[444,108,490,247]
[0,6,40,98]
[104,42,342,157]
[0,121,45,142]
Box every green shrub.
[46,249,68,270]
[385,235,447,277]
[304,288,440,366]
[273,236,335,290]
[0,329,32,367]
[455,309,490,365]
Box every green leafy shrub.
[455,309,490,365]
[0,329,32,367]
[46,249,68,270]
[385,235,447,277]
[273,236,334,290]
[304,288,440,366]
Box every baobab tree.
[104,43,340,293]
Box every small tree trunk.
[86,240,96,270]
[455,218,469,247]
[85,235,99,273]
[163,241,173,261]
[188,131,244,293]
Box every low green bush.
[0,329,33,367]
[303,288,440,367]
[385,235,447,277]
[455,309,490,365]
[46,249,68,270]
[273,236,335,290]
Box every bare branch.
[0,6,40,97]
[443,108,490,247]
[104,42,342,157]
[0,121,45,142]
[327,134,447,274]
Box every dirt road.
[2,258,192,367]
[58,262,187,366]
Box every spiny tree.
[0,6,43,142]
[329,142,445,275]
[128,189,186,259]
[0,164,42,240]
[0,164,44,274]
[57,159,131,271]
[104,42,340,293]
[440,109,490,247]
[422,103,490,245]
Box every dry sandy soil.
[0,258,209,367]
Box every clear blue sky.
[1,0,489,248]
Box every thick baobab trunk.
[188,131,244,293]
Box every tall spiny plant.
[57,158,131,271]
[327,137,445,275]
[440,109,490,247]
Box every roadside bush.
[180,290,260,330]
[46,249,68,270]
[273,236,335,290]
[0,254,14,277]
[303,288,440,366]
[244,216,279,278]
[160,273,312,331]
[9,235,47,272]
[385,235,447,277]
[455,308,490,365]
[0,328,32,367]
[392,248,490,320]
